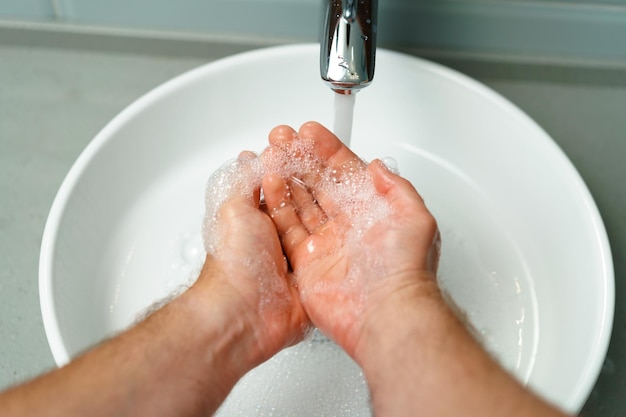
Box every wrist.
[185,273,271,375]
[350,278,567,417]
[193,255,308,366]
[352,277,458,378]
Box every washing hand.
[196,151,309,362]
[0,122,571,417]
[260,122,569,417]
[261,121,441,357]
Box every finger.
[369,159,440,270]
[263,128,316,180]
[235,151,262,208]
[237,150,257,161]
[298,121,365,172]
[296,122,369,215]
[287,176,328,233]
[368,159,427,210]
[262,173,310,260]
[270,122,364,182]
[268,124,298,146]
[267,122,368,219]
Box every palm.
[290,223,385,351]
[262,122,440,355]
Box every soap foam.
[202,141,399,415]
[202,136,396,317]
[202,154,264,254]
[215,329,371,417]
[203,140,394,255]
[318,158,391,242]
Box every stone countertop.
[0,27,624,416]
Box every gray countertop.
[1,27,624,416]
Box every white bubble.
[215,329,371,416]
[202,156,264,254]
[380,156,400,174]
[201,136,394,320]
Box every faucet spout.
[320,0,378,95]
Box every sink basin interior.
[39,44,613,415]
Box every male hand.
[195,151,309,363]
[262,122,441,357]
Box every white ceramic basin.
[39,44,613,415]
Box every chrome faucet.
[320,0,378,95]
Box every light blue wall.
[0,0,55,20]
[1,0,626,64]
[54,0,322,39]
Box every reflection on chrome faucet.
[320,0,378,95]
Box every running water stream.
[332,93,357,147]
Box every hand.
[195,151,308,362]
[261,122,441,357]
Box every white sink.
[39,44,613,414]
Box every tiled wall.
[1,0,626,64]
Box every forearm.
[0,282,262,417]
[355,281,569,417]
